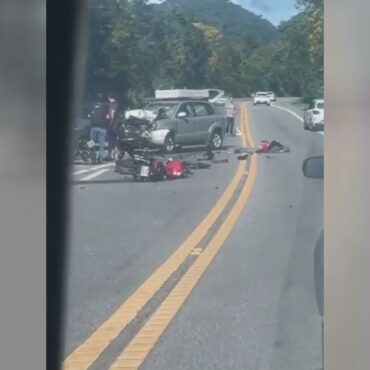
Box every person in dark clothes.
[88,93,109,163]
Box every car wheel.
[163,133,176,154]
[304,121,309,130]
[209,130,223,150]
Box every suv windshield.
[317,102,324,109]
[145,102,178,118]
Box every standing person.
[88,93,109,163]
[225,96,236,136]
[106,92,119,161]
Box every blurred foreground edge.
[48,1,87,369]
[302,156,324,179]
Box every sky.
[148,0,299,26]
[233,0,298,25]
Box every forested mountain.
[157,0,278,44]
[84,0,323,107]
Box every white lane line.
[73,163,114,176]
[271,103,324,136]
[80,168,111,181]
[271,104,304,122]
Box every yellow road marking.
[108,102,258,369]
[242,102,255,147]
[63,103,250,370]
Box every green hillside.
[85,0,323,105]
[157,0,278,44]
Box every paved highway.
[63,100,323,370]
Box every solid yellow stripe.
[63,104,249,370]
[108,102,258,370]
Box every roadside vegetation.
[85,0,323,106]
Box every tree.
[84,0,323,106]
[296,0,323,64]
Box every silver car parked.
[145,100,226,153]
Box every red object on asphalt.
[259,140,270,153]
[166,160,188,179]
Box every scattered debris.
[256,140,290,153]
[237,154,249,161]
[234,140,290,155]
[204,149,215,160]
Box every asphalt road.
[64,108,243,356]
[64,100,323,370]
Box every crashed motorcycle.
[72,125,96,163]
[115,146,191,182]
[115,150,167,182]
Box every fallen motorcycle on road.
[72,126,97,164]
[115,150,190,182]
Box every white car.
[304,99,324,131]
[253,92,271,106]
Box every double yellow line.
[64,103,257,370]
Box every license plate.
[86,140,95,149]
[140,165,150,177]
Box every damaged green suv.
[144,99,226,153]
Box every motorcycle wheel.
[80,150,92,163]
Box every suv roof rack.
[149,97,209,102]
[155,89,210,100]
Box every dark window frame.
[177,102,195,117]
[192,102,213,117]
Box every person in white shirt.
[225,97,236,136]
